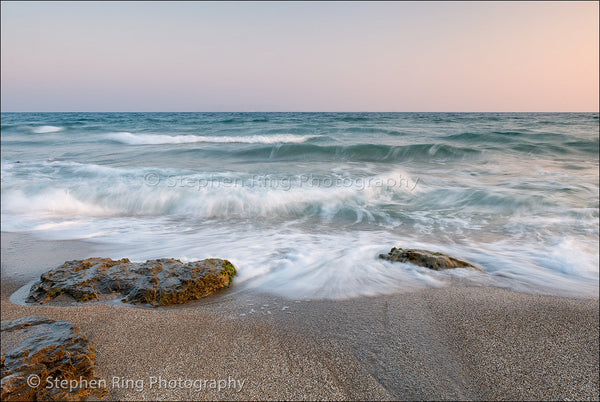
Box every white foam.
[106,132,320,145]
[32,125,64,133]
[66,228,460,300]
[1,163,597,300]
[0,165,417,224]
[2,209,598,299]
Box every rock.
[27,257,237,307]
[0,316,105,401]
[379,247,480,271]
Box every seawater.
[1,112,598,298]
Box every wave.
[336,115,370,122]
[3,185,596,299]
[510,143,570,155]
[217,117,269,124]
[233,143,482,162]
[444,131,599,157]
[344,126,405,136]
[106,132,320,145]
[32,125,64,133]
[565,139,600,155]
[445,131,578,143]
[7,160,579,224]
[0,166,419,224]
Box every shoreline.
[1,232,599,400]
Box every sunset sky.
[1,1,598,112]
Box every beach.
[2,232,598,401]
[2,1,599,399]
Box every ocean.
[1,112,598,298]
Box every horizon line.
[2,110,599,114]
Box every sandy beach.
[1,232,598,401]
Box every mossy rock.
[1,316,106,401]
[27,258,237,307]
[380,247,481,271]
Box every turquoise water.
[1,112,598,298]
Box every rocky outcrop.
[379,247,480,271]
[27,257,237,307]
[1,316,105,401]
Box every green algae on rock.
[27,258,237,307]
[379,247,481,271]
[1,316,106,401]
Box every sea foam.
[32,125,64,133]
[106,132,320,145]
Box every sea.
[1,112,598,299]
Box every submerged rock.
[379,247,480,271]
[0,316,105,401]
[27,257,237,307]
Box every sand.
[1,232,598,401]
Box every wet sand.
[1,232,598,400]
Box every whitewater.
[1,112,598,298]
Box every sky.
[1,1,598,112]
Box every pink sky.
[1,1,598,112]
